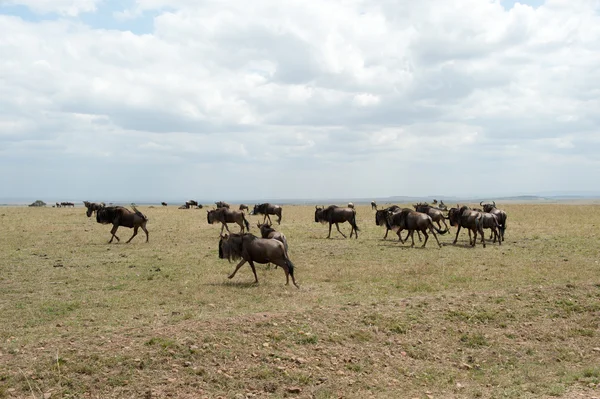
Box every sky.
[1,0,599,202]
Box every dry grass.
[0,204,599,398]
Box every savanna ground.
[1,203,599,399]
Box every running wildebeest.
[215,201,231,209]
[252,203,283,225]
[314,205,359,239]
[219,233,299,288]
[386,208,447,248]
[239,204,249,211]
[347,202,355,209]
[447,205,486,248]
[186,200,199,209]
[207,207,250,235]
[371,201,377,210]
[413,203,450,232]
[161,202,167,207]
[481,201,507,242]
[92,205,149,243]
[375,205,402,240]
[84,201,104,216]
[472,210,501,245]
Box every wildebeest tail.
[131,205,148,221]
[351,210,360,231]
[431,221,448,235]
[286,258,295,278]
[243,214,250,231]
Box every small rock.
[262,342,269,348]
[592,347,600,352]
[456,382,464,389]
[44,393,52,399]
[286,387,301,394]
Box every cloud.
[1,0,599,201]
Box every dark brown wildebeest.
[178,204,188,209]
[371,201,377,210]
[413,203,450,231]
[481,201,507,242]
[437,200,448,211]
[61,202,75,207]
[257,222,288,252]
[347,202,355,209]
[314,205,359,239]
[386,208,447,248]
[207,208,250,235]
[219,233,299,287]
[92,205,149,243]
[252,203,283,225]
[186,200,199,208]
[161,202,167,207]
[215,201,230,209]
[375,205,402,240]
[472,211,501,245]
[84,201,104,216]
[447,205,486,248]
[239,204,249,211]
[56,202,61,208]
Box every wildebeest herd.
[79,200,508,287]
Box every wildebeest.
[347,202,354,209]
[55,202,61,208]
[92,205,149,243]
[215,201,230,209]
[257,222,288,252]
[386,209,447,248]
[252,203,283,225]
[239,204,249,211]
[447,205,486,247]
[371,201,377,210]
[219,233,298,287]
[472,210,501,245]
[481,201,507,241]
[84,201,104,216]
[161,202,167,207]
[178,204,188,209]
[375,205,402,240]
[314,205,359,239]
[207,208,250,235]
[413,203,449,232]
[186,200,199,208]
[61,202,75,207]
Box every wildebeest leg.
[453,226,462,244]
[416,231,422,242]
[421,229,429,248]
[395,229,405,243]
[247,260,259,284]
[109,224,120,243]
[126,226,139,243]
[141,223,149,243]
[471,229,478,247]
[221,223,231,236]
[479,225,486,248]
[430,227,442,248]
[409,230,416,247]
[334,223,347,238]
[383,228,389,240]
[228,259,247,280]
[267,214,272,224]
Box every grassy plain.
[0,203,599,398]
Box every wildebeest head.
[447,207,461,227]
[481,201,496,213]
[218,234,242,262]
[207,209,216,224]
[314,206,325,223]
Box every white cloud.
[1,0,600,200]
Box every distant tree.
[28,200,46,207]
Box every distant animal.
[186,200,199,208]
[371,201,377,210]
[92,205,149,243]
[178,204,188,209]
[252,203,283,225]
[432,199,438,204]
[215,201,231,209]
[84,201,104,216]
[239,204,249,211]
[481,201,507,242]
[437,200,448,211]
[161,202,167,207]
[386,209,447,248]
[55,202,61,208]
[219,233,298,288]
[61,202,74,207]
[207,208,250,235]
[447,205,486,247]
[314,205,359,239]
[473,210,502,245]
[347,202,355,209]
[413,203,450,232]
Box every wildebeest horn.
[480,201,484,206]
[492,201,496,207]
